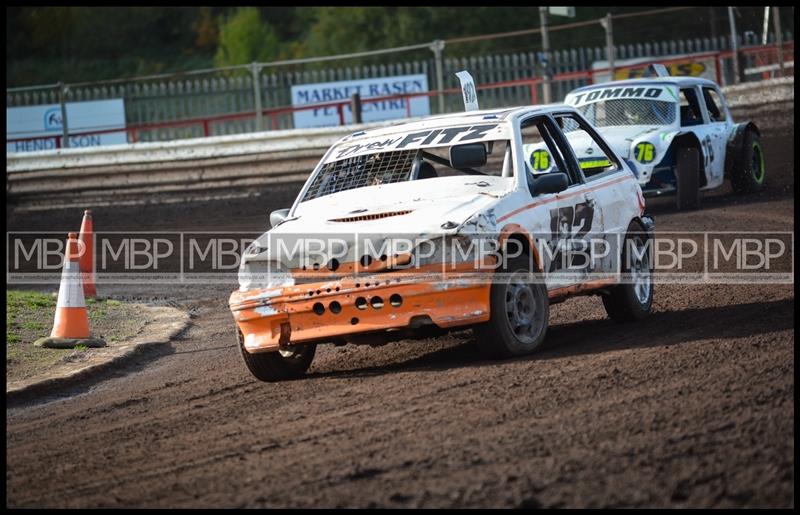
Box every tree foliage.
[214,7,280,67]
[6,6,793,87]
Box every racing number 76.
[532,149,550,171]
[635,142,654,163]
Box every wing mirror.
[531,172,569,195]
[269,208,290,228]
[449,143,487,169]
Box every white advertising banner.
[291,74,430,129]
[7,99,127,153]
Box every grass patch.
[21,321,44,331]
[7,290,56,311]
[6,290,153,385]
[89,309,107,319]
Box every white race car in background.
[556,71,765,210]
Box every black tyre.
[602,221,653,322]
[237,330,316,382]
[675,145,701,211]
[473,254,549,358]
[730,130,766,194]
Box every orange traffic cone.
[78,209,97,298]
[34,233,106,349]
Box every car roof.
[342,104,573,142]
[568,76,720,95]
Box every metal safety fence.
[6,30,794,149]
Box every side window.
[680,87,704,127]
[520,116,569,179]
[553,113,620,181]
[702,87,727,122]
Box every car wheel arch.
[497,224,542,273]
[669,132,707,188]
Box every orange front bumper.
[229,272,491,353]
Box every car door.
[537,115,607,288]
[548,111,636,283]
[516,115,571,291]
[680,85,717,187]
[700,85,731,189]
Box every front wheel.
[602,222,653,322]
[237,330,316,382]
[474,254,549,358]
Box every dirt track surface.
[6,134,794,508]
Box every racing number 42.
[547,201,594,272]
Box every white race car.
[559,71,765,210]
[230,77,654,381]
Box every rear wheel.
[675,145,701,211]
[237,330,316,382]
[730,130,765,194]
[474,254,549,358]
[602,221,653,322]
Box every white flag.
[455,71,479,112]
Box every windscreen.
[301,142,510,202]
[565,84,679,128]
[301,121,513,202]
[303,150,417,201]
[576,98,676,127]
